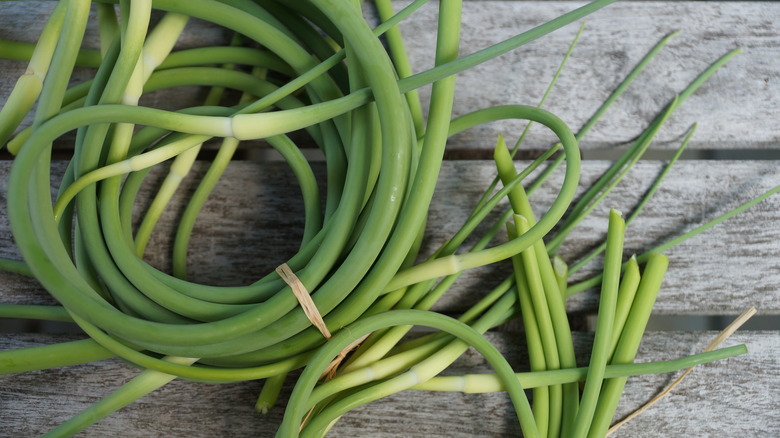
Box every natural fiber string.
[321,333,371,380]
[276,263,332,339]
[299,334,372,432]
[275,263,368,380]
[276,263,373,431]
[606,306,758,436]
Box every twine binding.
[275,263,368,380]
[275,263,331,339]
[276,263,372,431]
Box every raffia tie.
[275,263,369,381]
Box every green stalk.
[567,183,780,296]
[255,372,288,414]
[495,135,578,434]
[514,216,562,438]
[553,256,568,297]
[374,0,425,135]
[551,49,741,252]
[0,258,33,276]
[386,104,580,290]
[278,310,538,438]
[31,0,91,130]
[0,0,67,146]
[96,2,118,56]
[570,209,624,437]
[472,20,586,216]
[43,356,198,437]
[609,256,641,360]
[399,0,618,94]
[145,33,247,264]
[306,286,517,420]
[527,30,680,197]
[568,123,697,276]
[508,223,551,438]
[546,95,680,254]
[0,338,113,375]
[410,344,747,392]
[0,304,72,322]
[587,254,669,438]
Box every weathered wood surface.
[1,1,778,437]
[1,1,779,151]
[387,0,780,151]
[1,331,776,437]
[2,160,777,315]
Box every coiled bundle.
[9,0,418,376]
[7,0,583,383]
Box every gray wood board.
[1,160,778,315]
[0,2,778,151]
[0,330,775,437]
[377,1,780,151]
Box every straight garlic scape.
[0,0,775,436]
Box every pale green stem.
[42,356,198,437]
[0,0,67,146]
[609,256,641,360]
[410,344,746,392]
[256,372,288,414]
[570,209,625,438]
[568,123,697,275]
[587,254,669,438]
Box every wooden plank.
[0,3,233,141]
[0,2,777,437]
[0,2,778,151]
[328,331,780,437]
[2,160,777,314]
[429,159,780,315]
[379,1,780,151]
[0,330,775,437]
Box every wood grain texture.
[427,159,780,315]
[0,2,778,151]
[0,2,778,437]
[379,1,780,151]
[2,160,777,314]
[0,331,776,437]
